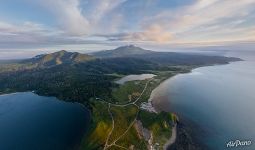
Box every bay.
[152,55,255,150]
[0,92,90,150]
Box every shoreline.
[0,70,202,150]
[148,65,215,149]
[148,72,181,149]
[163,124,177,150]
[148,62,241,149]
[147,80,176,149]
[1,61,241,150]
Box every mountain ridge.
[91,45,154,58]
[23,50,95,68]
[91,45,242,65]
[0,45,242,73]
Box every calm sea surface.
[0,92,90,150]
[152,53,255,150]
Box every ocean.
[152,51,255,150]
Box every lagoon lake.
[115,74,155,84]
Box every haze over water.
[152,51,255,150]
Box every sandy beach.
[164,124,177,150]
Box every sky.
[0,0,255,59]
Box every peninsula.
[0,45,241,150]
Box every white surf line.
[163,124,177,150]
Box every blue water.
[153,57,255,149]
[115,74,155,84]
[0,92,90,150]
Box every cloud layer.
[0,0,254,51]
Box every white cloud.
[0,0,255,51]
[0,21,49,42]
[109,24,173,43]
[88,0,126,23]
[83,0,127,34]
[39,0,90,36]
[139,0,255,43]
[0,21,99,49]
[37,0,126,36]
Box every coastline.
[0,92,91,150]
[163,124,177,150]
[0,72,190,149]
[149,76,205,150]
[148,66,207,150]
[148,72,181,149]
[0,92,18,96]
[1,61,242,150]
[148,62,243,149]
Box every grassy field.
[111,81,145,104]
[108,105,139,147]
[0,49,239,150]
[79,70,184,150]
[79,101,112,150]
[139,110,173,147]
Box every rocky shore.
[164,124,177,150]
[149,75,206,150]
[166,122,204,150]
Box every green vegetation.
[139,110,173,147]
[116,125,148,149]
[0,46,241,150]
[0,63,36,73]
[108,105,138,143]
[79,71,181,150]
[111,80,145,103]
[80,101,112,150]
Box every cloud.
[0,21,50,43]
[95,0,255,43]
[0,0,255,52]
[38,0,90,36]
[139,0,255,43]
[0,21,107,49]
[37,0,126,36]
[82,0,127,34]
[86,0,126,23]
[107,24,173,43]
